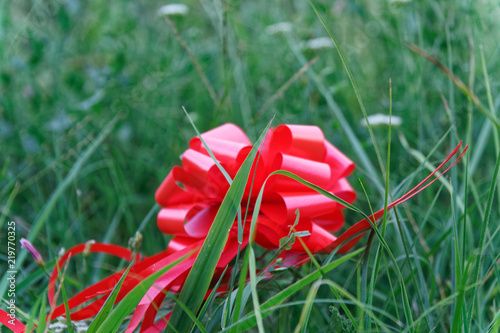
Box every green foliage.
[1,0,500,332]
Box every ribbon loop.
[270,125,326,161]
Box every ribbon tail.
[0,308,27,333]
[324,143,468,253]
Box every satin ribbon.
[20,123,466,333]
[0,308,26,333]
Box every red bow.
[156,123,356,258]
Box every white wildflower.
[304,37,334,50]
[266,22,292,35]
[360,113,403,127]
[158,4,189,17]
[49,318,89,333]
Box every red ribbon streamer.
[0,308,26,333]
[35,123,467,333]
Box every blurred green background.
[1,0,499,324]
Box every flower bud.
[20,238,44,266]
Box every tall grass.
[1,0,499,331]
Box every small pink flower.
[20,238,43,265]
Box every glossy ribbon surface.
[156,123,357,256]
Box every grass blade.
[36,290,47,333]
[56,261,73,333]
[23,288,42,332]
[405,43,500,129]
[293,280,321,333]
[229,250,250,332]
[286,37,383,193]
[198,266,228,326]
[182,106,232,185]
[164,18,220,109]
[87,262,133,332]
[306,0,385,178]
[468,149,500,327]
[248,246,264,333]
[169,295,208,333]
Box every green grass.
[1,0,500,332]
